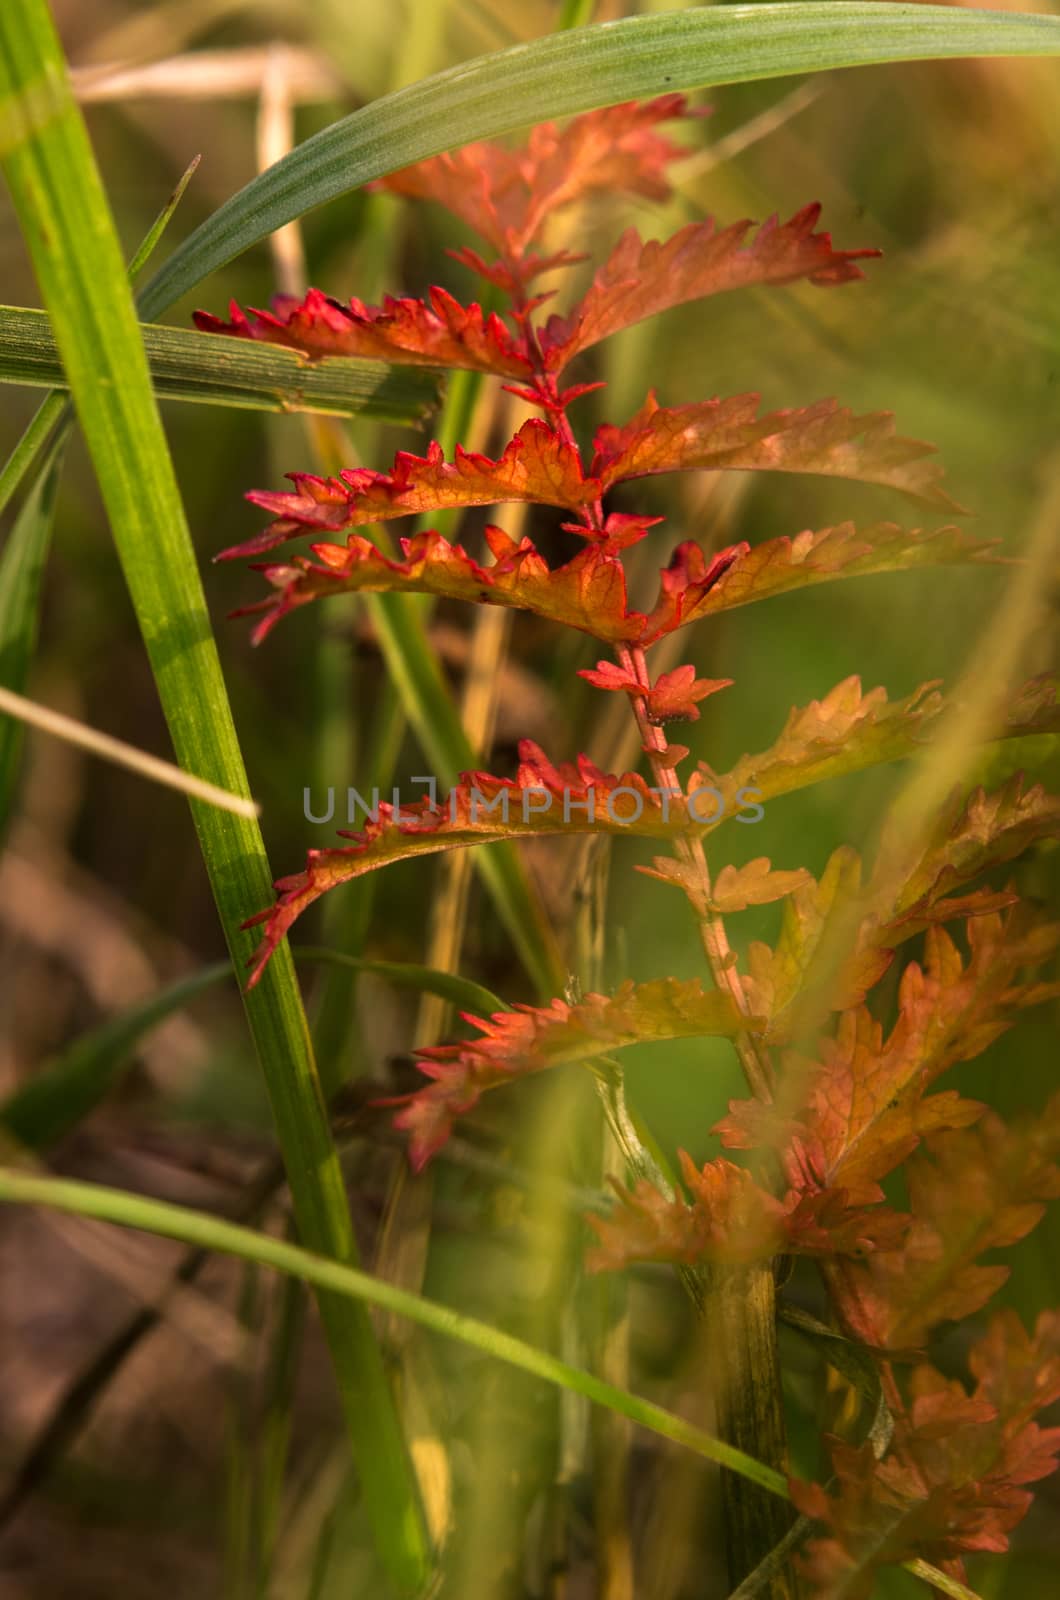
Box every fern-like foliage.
[199,96,1060,1597]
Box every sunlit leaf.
[540,205,876,369]
[389,980,750,1169]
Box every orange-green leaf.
[733,844,886,1037]
[704,677,1060,818]
[724,773,1060,1043]
[747,913,1058,1204]
[652,519,999,626]
[840,1101,1060,1351]
[793,1310,1060,1597]
[591,392,962,512]
[877,778,1060,938]
[194,286,530,377]
[374,95,696,264]
[586,1150,905,1274]
[706,677,950,816]
[391,981,749,1169]
[540,205,878,370]
[242,742,673,982]
[638,854,811,913]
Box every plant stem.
[615,641,796,1596]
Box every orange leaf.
[373,95,696,263]
[540,206,878,369]
[235,528,650,645]
[227,422,600,560]
[644,520,999,629]
[389,982,748,1169]
[586,1151,904,1274]
[591,391,963,512]
[637,854,811,914]
[242,742,677,985]
[840,1101,1060,1351]
[779,912,1057,1198]
[233,527,749,645]
[793,1311,1060,1595]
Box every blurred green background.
[1,1,1058,1596]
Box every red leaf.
[235,528,650,645]
[791,1437,981,1599]
[194,286,531,376]
[590,391,963,512]
[390,982,749,1169]
[539,206,879,369]
[447,244,588,292]
[241,742,675,985]
[578,660,732,722]
[230,510,992,649]
[373,95,696,262]
[646,665,733,723]
[231,521,754,646]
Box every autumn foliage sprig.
[199,97,1060,1597]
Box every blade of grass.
[0,151,203,519]
[297,945,509,1017]
[0,1163,788,1496]
[125,151,202,281]
[0,943,503,1156]
[0,305,441,421]
[0,389,64,518]
[137,4,1060,321]
[0,5,430,1590]
[0,1163,978,1600]
[256,1247,308,1594]
[0,443,61,839]
[559,0,596,29]
[0,960,232,1152]
[0,684,260,817]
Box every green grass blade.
[0,442,61,838]
[0,150,208,521]
[126,152,201,283]
[0,1164,789,1499]
[0,946,505,1154]
[0,5,429,1589]
[0,388,64,519]
[0,961,232,1151]
[0,1163,984,1600]
[559,0,597,29]
[0,305,441,421]
[138,4,1060,320]
[297,946,509,1017]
